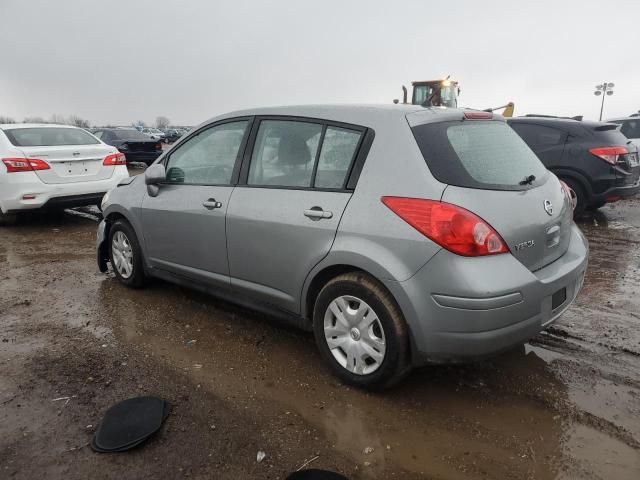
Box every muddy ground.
[1,169,639,479]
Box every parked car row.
[3,105,638,389]
[135,126,190,143]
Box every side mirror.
[145,163,166,197]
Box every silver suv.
[97,105,588,389]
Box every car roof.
[208,104,490,130]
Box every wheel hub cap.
[323,295,386,376]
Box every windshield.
[4,127,100,146]
[413,84,458,108]
[412,120,548,190]
[112,129,151,140]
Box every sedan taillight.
[2,157,50,173]
[381,197,509,256]
[589,146,627,165]
[103,152,127,166]
[155,142,163,151]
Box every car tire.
[0,210,18,226]
[561,178,587,218]
[313,272,411,390]
[108,219,147,288]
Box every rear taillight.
[589,146,627,165]
[155,142,162,151]
[103,152,127,166]
[381,197,509,257]
[2,157,50,173]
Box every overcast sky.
[1,0,638,126]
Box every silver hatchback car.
[97,105,588,388]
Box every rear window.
[411,120,548,190]
[4,127,99,146]
[111,129,150,140]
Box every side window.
[510,123,566,147]
[165,120,248,185]
[314,127,362,189]
[93,130,103,139]
[248,120,322,187]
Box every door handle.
[304,207,333,219]
[203,198,223,210]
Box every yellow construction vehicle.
[394,77,459,107]
[393,77,515,117]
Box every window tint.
[165,121,248,185]
[248,120,322,187]
[412,120,548,190]
[314,127,361,188]
[4,127,100,146]
[615,120,640,139]
[510,123,566,146]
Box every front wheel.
[313,272,410,389]
[108,219,146,288]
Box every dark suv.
[508,116,640,216]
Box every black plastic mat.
[91,396,170,453]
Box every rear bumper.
[590,176,640,204]
[385,223,589,365]
[0,168,129,213]
[121,150,161,165]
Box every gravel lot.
[1,167,639,479]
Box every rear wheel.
[561,178,587,218]
[108,219,146,288]
[313,272,410,389]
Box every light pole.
[594,82,614,121]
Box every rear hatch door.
[442,178,572,271]
[410,115,572,272]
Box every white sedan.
[0,124,129,225]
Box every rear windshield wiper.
[519,174,536,186]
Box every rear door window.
[314,127,362,189]
[509,123,567,147]
[248,120,322,188]
[412,120,548,190]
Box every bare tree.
[133,120,146,129]
[155,116,170,130]
[68,115,90,128]
[49,113,67,124]
[23,116,46,123]
[0,115,16,124]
